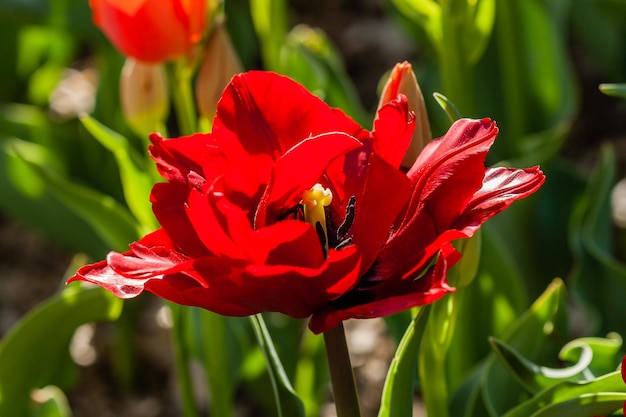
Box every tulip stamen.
[301,183,333,257]
[337,196,356,242]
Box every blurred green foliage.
[1,0,626,416]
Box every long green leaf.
[502,371,626,417]
[471,279,568,417]
[569,145,626,336]
[446,223,527,397]
[378,307,429,417]
[185,309,246,417]
[599,83,626,98]
[530,393,626,417]
[465,0,496,64]
[12,139,142,250]
[280,25,369,126]
[80,115,158,231]
[489,338,592,394]
[249,314,305,417]
[0,285,123,416]
[482,0,575,161]
[249,0,288,70]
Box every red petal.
[151,182,209,257]
[309,243,458,334]
[371,95,415,169]
[213,71,364,176]
[67,229,192,298]
[253,220,326,267]
[108,242,190,280]
[255,131,362,227]
[453,166,546,235]
[149,132,215,184]
[140,246,360,318]
[402,118,498,231]
[371,119,499,282]
[348,155,412,274]
[620,354,626,417]
[184,181,246,259]
[232,246,361,318]
[142,257,261,316]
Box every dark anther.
[335,237,352,251]
[315,221,327,258]
[337,195,356,241]
[283,204,303,221]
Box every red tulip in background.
[89,0,207,62]
[68,71,545,334]
[622,356,626,415]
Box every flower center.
[301,183,332,257]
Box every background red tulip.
[90,0,207,62]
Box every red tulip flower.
[68,71,545,333]
[90,0,207,63]
[622,355,626,415]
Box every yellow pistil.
[301,183,333,256]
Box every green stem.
[438,2,475,117]
[418,292,461,417]
[169,303,200,417]
[167,60,197,136]
[323,323,362,417]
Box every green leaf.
[249,0,288,70]
[279,25,370,126]
[502,371,626,417]
[390,0,441,44]
[569,145,626,336]
[599,83,626,99]
[433,92,462,124]
[489,338,592,394]
[478,0,576,162]
[11,139,143,251]
[0,137,111,258]
[293,329,327,417]
[80,115,157,231]
[16,26,76,106]
[570,0,626,78]
[0,285,123,416]
[184,309,248,417]
[378,307,429,417]
[559,333,623,376]
[472,279,568,417]
[529,393,626,417]
[420,293,461,417]
[465,0,496,64]
[446,223,528,396]
[29,386,73,417]
[249,314,305,417]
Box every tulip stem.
[168,60,197,136]
[323,322,362,417]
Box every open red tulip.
[68,71,545,334]
[89,0,207,62]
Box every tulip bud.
[120,58,169,138]
[378,61,431,168]
[195,22,242,124]
[89,0,208,63]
